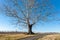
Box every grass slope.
[0,33,34,40]
[38,34,60,40]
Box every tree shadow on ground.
[16,34,47,40]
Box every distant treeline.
[0,31,60,34]
[0,31,27,34]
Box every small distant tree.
[1,0,54,34]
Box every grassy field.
[0,33,34,40]
[38,34,60,40]
[0,32,60,40]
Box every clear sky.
[0,0,60,33]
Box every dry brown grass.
[0,34,34,40]
[38,34,60,40]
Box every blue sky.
[0,0,60,33]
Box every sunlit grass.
[38,34,60,40]
[0,34,34,40]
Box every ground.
[38,34,60,40]
[0,32,60,40]
[0,33,34,40]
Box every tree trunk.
[28,25,34,34]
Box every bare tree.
[1,0,54,34]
